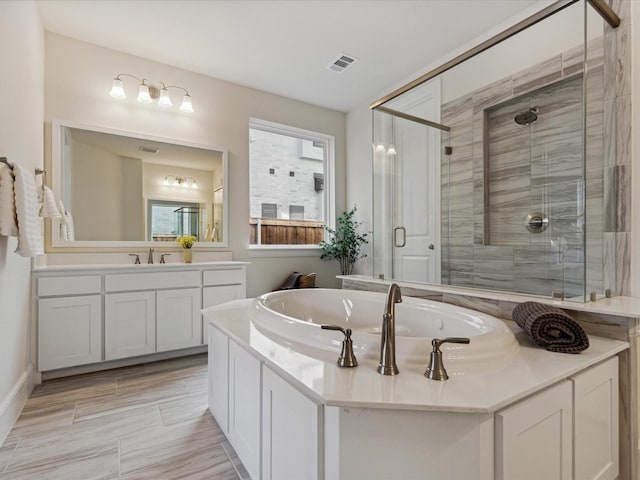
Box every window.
[249,118,334,247]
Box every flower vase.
[183,248,192,263]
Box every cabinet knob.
[424,337,470,381]
[321,324,358,368]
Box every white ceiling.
[36,0,546,112]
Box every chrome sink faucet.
[147,247,154,264]
[377,283,401,375]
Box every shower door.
[388,84,441,284]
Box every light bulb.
[162,177,169,186]
[180,94,194,113]
[375,144,385,152]
[109,78,126,99]
[158,88,172,108]
[387,144,397,155]
[173,178,179,186]
[191,180,198,189]
[182,180,189,188]
[137,84,152,104]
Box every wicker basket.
[296,273,316,289]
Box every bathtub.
[249,288,519,367]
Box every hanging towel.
[0,163,18,236]
[511,302,589,353]
[58,200,74,241]
[13,163,44,256]
[39,186,61,219]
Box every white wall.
[0,0,43,442]
[44,33,347,296]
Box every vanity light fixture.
[109,74,194,113]
[162,175,198,189]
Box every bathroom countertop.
[32,260,249,273]
[206,298,628,414]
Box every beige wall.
[0,1,43,440]
[44,33,347,296]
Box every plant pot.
[183,248,192,263]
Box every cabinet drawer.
[203,269,245,286]
[105,270,200,292]
[38,275,101,297]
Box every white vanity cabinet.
[157,287,202,351]
[228,339,262,480]
[35,262,247,373]
[208,324,229,433]
[496,357,619,480]
[38,274,103,371]
[262,367,321,480]
[105,291,156,361]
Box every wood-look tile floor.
[0,354,250,480]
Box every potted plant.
[176,235,197,263]
[319,206,369,275]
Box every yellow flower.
[176,235,197,249]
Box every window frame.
[248,118,335,255]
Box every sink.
[249,288,519,366]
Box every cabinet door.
[105,291,156,360]
[228,340,261,480]
[38,295,102,371]
[571,357,619,480]
[208,324,229,434]
[157,287,202,351]
[496,381,572,480]
[202,285,246,345]
[262,366,320,480]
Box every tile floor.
[0,354,250,479]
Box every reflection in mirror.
[51,121,227,247]
[372,1,617,302]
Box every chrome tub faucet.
[378,283,401,375]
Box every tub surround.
[208,298,626,412]
[341,274,640,480]
[205,292,625,480]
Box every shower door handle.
[394,226,406,247]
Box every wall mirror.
[371,0,619,302]
[51,119,228,248]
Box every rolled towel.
[13,162,44,256]
[0,163,18,236]
[512,302,589,353]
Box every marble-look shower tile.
[442,93,473,125]
[603,166,617,232]
[614,164,631,232]
[603,98,616,167]
[473,246,514,272]
[562,44,583,78]
[441,294,501,318]
[585,37,605,71]
[447,270,474,287]
[473,272,514,292]
[616,26,631,97]
[603,27,617,101]
[472,77,513,113]
[609,0,630,25]
[616,94,631,166]
[603,232,616,293]
[615,232,631,296]
[512,54,562,96]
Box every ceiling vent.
[139,146,159,154]
[327,53,359,74]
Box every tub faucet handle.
[424,337,470,381]
[321,324,358,368]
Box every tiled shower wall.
[440,10,630,299]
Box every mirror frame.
[51,118,229,248]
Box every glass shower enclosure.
[371,0,617,302]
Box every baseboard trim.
[0,364,35,444]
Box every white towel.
[0,163,18,236]
[39,186,61,218]
[13,163,44,256]
[58,200,75,241]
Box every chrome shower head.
[515,107,539,126]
